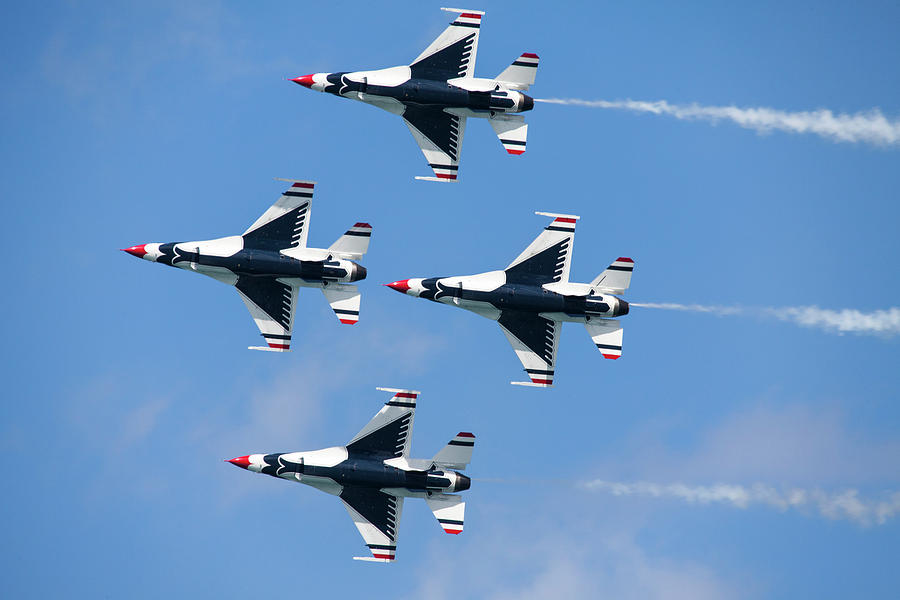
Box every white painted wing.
[585,319,624,359]
[342,488,405,563]
[243,180,314,250]
[346,389,418,459]
[236,277,299,352]
[489,114,527,155]
[411,9,482,80]
[321,283,360,325]
[404,107,467,181]
[425,494,466,535]
[506,212,579,284]
[497,312,561,387]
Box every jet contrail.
[534,98,900,147]
[631,303,900,337]
[583,480,900,526]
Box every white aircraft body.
[292,8,539,181]
[123,180,371,352]
[227,388,474,562]
[386,213,634,387]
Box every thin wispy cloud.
[583,480,900,527]
[631,303,900,336]
[535,98,900,147]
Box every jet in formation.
[122,179,371,352]
[227,388,474,562]
[291,7,538,182]
[386,213,634,387]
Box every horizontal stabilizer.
[321,284,360,325]
[591,257,634,294]
[432,432,475,469]
[328,223,372,259]
[586,319,623,359]
[426,494,466,535]
[496,53,540,90]
[489,114,527,155]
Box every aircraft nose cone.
[227,456,251,470]
[291,74,315,88]
[385,279,410,294]
[122,244,147,258]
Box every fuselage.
[233,448,470,497]
[297,66,534,117]
[389,271,629,322]
[125,236,366,285]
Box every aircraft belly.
[299,475,343,496]
[358,94,405,116]
[457,299,501,320]
[541,312,587,324]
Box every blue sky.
[2,1,899,597]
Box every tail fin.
[496,53,539,90]
[586,319,624,360]
[426,494,466,535]
[489,114,528,155]
[591,257,634,294]
[328,223,372,259]
[432,432,475,469]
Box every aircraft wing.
[342,487,405,563]
[404,105,467,181]
[410,9,482,80]
[243,180,314,250]
[237,277,299,352]
[346,388,418,458]
[498,311,561,387]
[505,213,579,285]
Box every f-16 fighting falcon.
[385,213,634,387]
[291,7,538,182]
[122,179,371,352]
[227,388,474,563]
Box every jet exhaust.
[533,97,900,147]
[631,302,900,336]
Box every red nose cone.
[122,244,147,258]
[385,280,410,293]
[291,74,315,88]
[227,456,251,469]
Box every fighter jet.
[385,213,634,387]
[291,7,538,182]
[227,388,474,562]
[122,179,371,352]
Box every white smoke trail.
[583,480,900,526]
[631,303,900,337]
[534,98,900,146]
